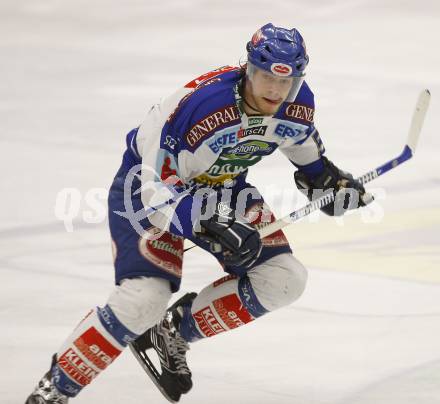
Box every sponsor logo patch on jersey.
[237,125,267,139]
[223,140,275,158]
[207,162,251,177]
[247,117,264,126]
[207,131,238,153]
[163,135,177,151]
[270,63,293,77]
[274,123,306,140]
[185,106,240,148]
[285,103,314,123]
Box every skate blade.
[129,342,181,403]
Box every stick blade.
[407,89,431,153]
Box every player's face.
[246,68,294,115]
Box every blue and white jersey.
[122,66,325,236]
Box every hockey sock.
[51,306,138,397]
[179,274,268,342]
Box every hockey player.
[26,23,372,403]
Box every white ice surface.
[1,1,440,403]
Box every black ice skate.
[130,292,197,403]
[25,356,69,404]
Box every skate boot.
[130,292,197,402]
[25,356,69,404]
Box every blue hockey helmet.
[246,23,309,78]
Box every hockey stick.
[183,88,430,250]
[258,89,431,238]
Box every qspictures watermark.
[54,163,387,235]
[54,188,109,232]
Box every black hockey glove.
[194,202,262,268]
[294,156,374,216]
